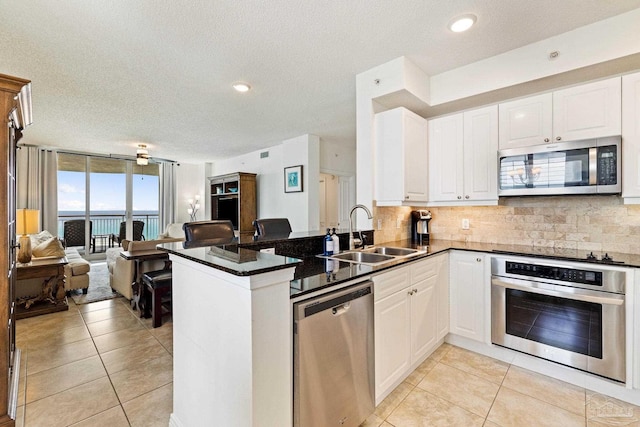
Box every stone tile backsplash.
[373,196,640,255]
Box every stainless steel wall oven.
[491,256,626,383]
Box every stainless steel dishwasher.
[293,281,374,427]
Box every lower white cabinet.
[449,251,486,343]
[373,254,448,403]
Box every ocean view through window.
[57,153,159,250]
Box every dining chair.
[63,219,92,249]
[113,220,145,246]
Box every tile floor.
[15,297,173,427]
[15,298,640,426]
[363,343,640,427]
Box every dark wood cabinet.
[209,172,256,234]
[0,74,31,427]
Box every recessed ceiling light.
[232,82,251,93]
[449,14,477,33]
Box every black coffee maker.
[411,210,431,245]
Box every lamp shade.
[16,209,39,235]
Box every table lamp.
[16,208,39,263]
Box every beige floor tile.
[428,342,452,362]
[17,309,84,334]
[26,355,107,403]
[24,377,119,427]
[101,336,170,375]
[374,381,414,420]
[17,349,27,407]
[26,338,97,375]
[15,404,24,427]
[405,357,437,386]
[586,392,640,426]
[380,423,393,427]
[69,405,130,427]
[82,303,135,324]
[93,325,156,353]
[483,422,501,427]
[417,363,500,417]
[487,387,585,427]
[87,313,145,337]
[502,366,585,416]
[110,352,173,403]
[123,382,173,427]
[21,324,91,351]
[360,412,384,427]
[440,346,509,385]
[78,298,126,313]
[387,387,484,427]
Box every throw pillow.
[32,237,66,258]
[30,230,54,247]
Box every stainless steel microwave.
[498,136,621,196]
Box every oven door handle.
[491,277,624,306]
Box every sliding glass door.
[57,153,159,258]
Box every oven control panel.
[505,261,603,286]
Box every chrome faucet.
[349,204,373,250]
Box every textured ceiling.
[2,1,640,163]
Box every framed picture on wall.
[284,165,303,193]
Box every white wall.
[211,134,321,232]
[320,141,356,176]
[175,162,206,223]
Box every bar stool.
[142,269,172,328]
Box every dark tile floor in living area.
[16,298,640,426]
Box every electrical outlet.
[377,219,382,230]
[462,218,470,230]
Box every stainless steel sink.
[330,251,395,265]
[364,247,419,256]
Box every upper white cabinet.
[429,105,498,205]
[622,71,640,203]
[499,77,621,149]
[499,93,552,149]
[375,107,428,206]
[449,251,487,343]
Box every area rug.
[69,261,121,304]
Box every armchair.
[63,219,92,249]
[112,220,145,246]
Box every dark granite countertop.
[158,236,640,298]
[289,239,640,299]
[158,241,301,276]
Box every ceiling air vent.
[260,151,269,159]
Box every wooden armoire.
[0,74,32,426]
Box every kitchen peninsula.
[160,231,640,427]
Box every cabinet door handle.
[556,136,562,141]
[544,138,549,142]
[465,195,469,199]
[408,290,414,295]
[405,195,409,199]
[457,196,462,200]
[413,288,418,294]
[476,258,482,262]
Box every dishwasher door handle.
[332,302,351,316]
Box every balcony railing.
[57,213,160,243]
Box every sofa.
[106,223,184,300]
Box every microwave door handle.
[491,277,624,306]
[589,147,597,185]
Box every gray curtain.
[159,162,176,231]
[16,147,58,234]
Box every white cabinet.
[435,253,450,340]
[499,77,621,149]
[375,107,428,206]
[622,71,640,203]
[449,251,486,343]
[428,105,498,205]
[553,77,621,142]
[373,254,447,403]
[373,267,411,400]
[499,93,552,149]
